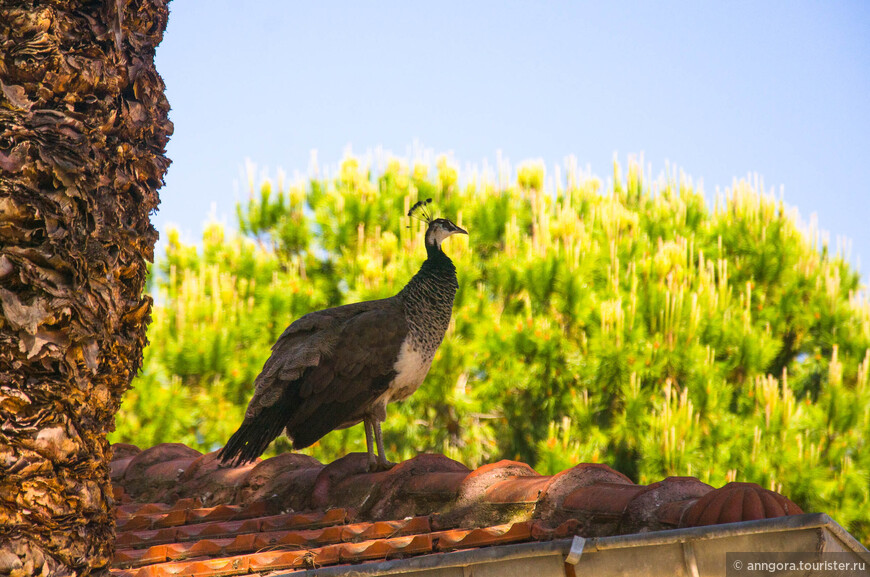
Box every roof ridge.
[109,442,807,575]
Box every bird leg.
[363,416,377,472]
[372,419,395,472]
[363,415,395,472]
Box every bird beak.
[453,224,468,235]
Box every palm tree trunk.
[0,1,171,574]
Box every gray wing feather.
[244,297,397,420]
[284,305,410,433]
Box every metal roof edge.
[585,513,867,554]
[274,539,573,577]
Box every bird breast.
[388,339,434,401]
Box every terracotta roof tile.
[340,516,431,542]
[339,534,433,562]
[175,519,258,542]
[458,459,539,502]
[533,463,633,524]
[620,476,713,533]
[113,484,131,504]
[112,443,143,461]
[433,521,533,551]
[404,471,468,496]
[117,502,172,517]
[311,453,470,520]
[246,549,315,573]
[234,452,322,505]
[112,548,151,566]
[111,456,137,482]
[186,539,224,557]
[116,527,179,549]
[121,443,202,502]
[109,443,807,575]
[682,482,803,528]
[484,475,552,503]
[562,482,647,514]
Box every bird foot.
[367,459,396,473]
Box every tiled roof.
[109,443,804,576]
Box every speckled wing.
[282,302,410,447]
[242,297,404,421]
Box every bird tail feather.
[218,405,289,466]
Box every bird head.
[408,198,468,252]
[425,218,468,249]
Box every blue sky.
[155,1,870,281]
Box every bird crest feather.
[408,198,434,224]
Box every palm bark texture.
[0,1,171,574]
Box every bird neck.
[425,240,444,261]
[420,243,456,279]
[399,246,458,352]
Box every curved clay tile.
[311,452,469,518]
[534,462,634,524]
[122,443,202,502]
[681,482,804,527]
[233,451,322,506]
[111,442,142,461]
[174,451,259,506]
[619,476,713,534]
[457,459,539,502]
